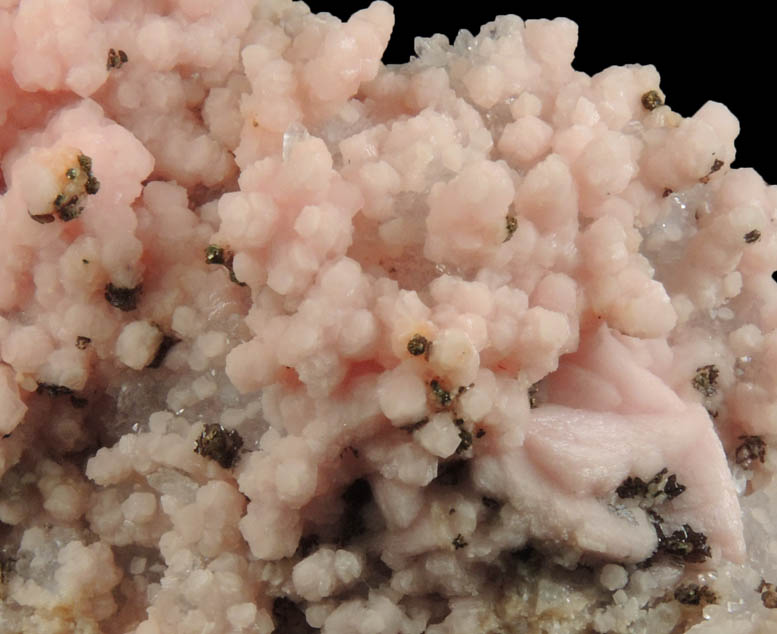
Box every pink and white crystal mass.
[1,1,777,633]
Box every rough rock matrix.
[1,1,777,633]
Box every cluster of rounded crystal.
[1,0,777,632]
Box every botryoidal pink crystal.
[1,2,777,633]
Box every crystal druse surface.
[1,2,777,633]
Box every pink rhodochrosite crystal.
[1,2,776,633]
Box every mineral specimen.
[0,1,776,633]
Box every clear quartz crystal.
[413,33,450,66]
[453,29,476,55]
[642,193,693,253]
[145,468,198,504]
[282,122,309,161]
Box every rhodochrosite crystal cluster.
[1,1,776,633]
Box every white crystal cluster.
[0,1,776,633]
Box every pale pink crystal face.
[1,2,776,633]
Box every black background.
[306,1,775,186]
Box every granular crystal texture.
[1,2,777,633]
